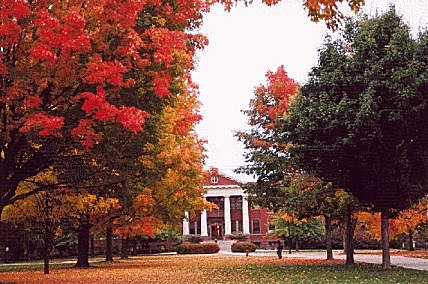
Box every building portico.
[183,172,250,239]
[183,169,280,248]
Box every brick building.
[183,170,279,248]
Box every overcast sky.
[192,0,428,182]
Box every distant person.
[276,240,283,259]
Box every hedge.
[186,235,204,243]
[227,233,249,242]
[231,242,257,253]
[176,242,220,254]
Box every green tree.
[285,8,428,269]
[236,65,299,211]
[281,174,350,260]
[271,212,324,254]
[237,66,350,260]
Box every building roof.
[203,168,241,187]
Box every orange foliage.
[357,199,428,240]
[115,216,161,238]
[251,65,299,126]
[282,212,307,224]
[115,70,207,237]
[217,0,364,29]
[240,65,299,152]
[394,200,428,236]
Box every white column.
[242,195,250,234]
[201,209,208,236]
[224,196,231,235]
[183,211,190,235]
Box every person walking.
[276,240,283,259]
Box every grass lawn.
[0,255,427,283]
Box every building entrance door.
[210,223,223,240]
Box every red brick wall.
[249,208,274,235]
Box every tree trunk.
[295,238,299,251]
[0,220,7,263]
[325,215,333,260]
[381,212,391,269]
[76,219,91,268]
[344,203,355,265]
[408,229,415,251]
[90,236,95,258]
[105,224,113,262]
[120,237,128,259]
[132,240,138,255]
[43,225,53,274]
[25,233,31,261]
[288,223,292,254]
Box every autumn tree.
[358,198,428,251]
[2,168,59,274]
[394,199,428,250]
[114,79,210,252]
[2,166,119,272]
[224,0,365,29]
[63,193,120,267]
[0,0,148,217]
[1,0,367,263]
[94,0,212,260]
[278,174,350,260]
[285,8,428,269]
[271,212,324,254]
[236,65,299,210]
[0,0,368,211]
[0,0,213,264]
[237,65,354,261]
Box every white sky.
[192,0,428,182]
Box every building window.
[230,196,242,210]
[207,197,224,210]
[189,221,200,235]
[231,219,242,233]
[252,219,260,234]
[268,223,275,232]
[189,221,196,235]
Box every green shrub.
[227,233,249,241]
[231,242,257,253]
[176,242,220,254]
[186,235,203,243]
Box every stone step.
[203,240,236,251]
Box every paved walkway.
[213,240,428,271]
[221,249,428,271]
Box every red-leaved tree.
[0,0,211,216]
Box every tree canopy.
[283,7,428,269]
[1,0,370,270]
[286,8,428,213]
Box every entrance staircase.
[204,239,236,253]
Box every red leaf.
[20,113,64,137]
[71,119,103,148]
[117,106,150,134]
